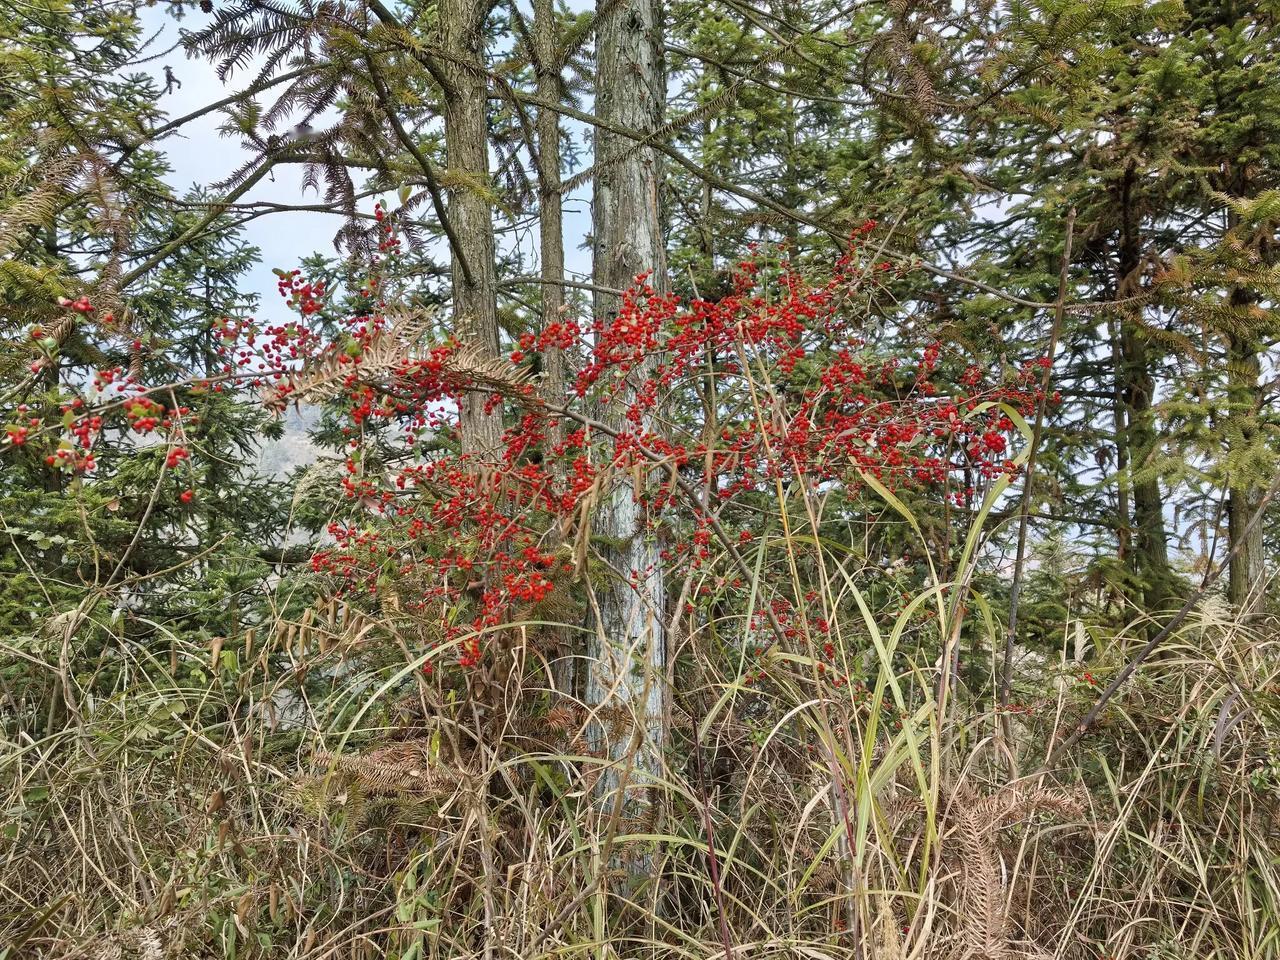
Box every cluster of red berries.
[56,295,95,314]
[6,296,206,497]
[213,220,1056,672]
[275,270,327,316]
[43,447,94,471]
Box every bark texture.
[441,0,502,457]
[588,0,668,811]
[1116,162,1174,616]
[1226,329,1266,621]
[1118,319,1174,615]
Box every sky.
[139,8,330,313]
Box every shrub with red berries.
[210,221,1048,673]
[3,221,1049,676]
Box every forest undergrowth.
[4,524,1279,960]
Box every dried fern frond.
[435,340,533,400]
[881,780,1087,960]
[874,898,906,960]
[543,703,584,734]
[951,788,1012,960]
[807,859,841,891]
[984,785,1085,826]
[76,914,187,960]
[261,310,435,410]
[947,782,1088,960]
[314,738,461,798]
[261,310,534,413]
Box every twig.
[498,275,627,298]
[117,159,279,288]
[365,0,457,99]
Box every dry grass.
[3,552,1278,960]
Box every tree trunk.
[533,0,576,695]
[1118,320,1173,615]
[1106,313,1132,571]
[441,0,502,457]
[1220,176,1267,621]
[533,0,565,448]
[1115,162,1174,616]
[1226,329,1266,621]
[588,0,668,815]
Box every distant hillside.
[255,405,321,477]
